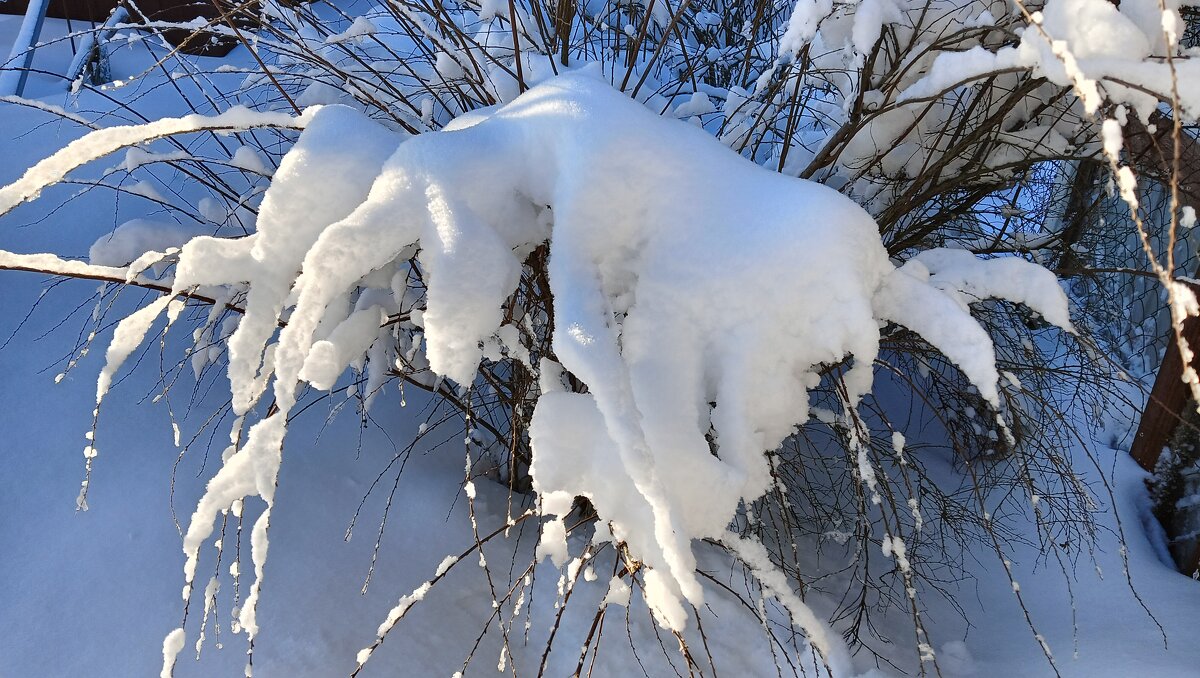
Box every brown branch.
[0,259,246,313]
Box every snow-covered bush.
[2,0,1199,675]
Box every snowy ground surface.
[2,13,1200,678]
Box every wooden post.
[1129,282,1200,576]
[1129,282,1200,471]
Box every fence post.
[1129,282,1200,471]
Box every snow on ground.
[2,13,1200,678]
[954,452,1200,677]
[0,24,818,676]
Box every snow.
[535,514,569,568]
[892,0,1200,120]
[161,627,187,678]
[325,16,377,45]
[0,249,133,282]
[300,305,387,390]
[96,294,173,404]
[873,248,1073,410]
[912,248,1075,333]
[0,93,91,125]
[0,106,308,219]
[850,0,903,58]
[434,555,458,577]
[0,0,48,95]
[672,90,715,118]
[89,218,202,267]
[228,146,270,175]
[123,148,193,173]
[128,71,1065,664]
[377,580,434,636]
[3,62,1086,674]
[175,103,398,416]
[1043,0,1151,62]
[602,576,631,607]
[722,531,853,674]
[3,6,1200,678]
[780,0,833,57]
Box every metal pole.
[0,0,52,96]
[66,6,129,85]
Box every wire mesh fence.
[1067,175,1197,379]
